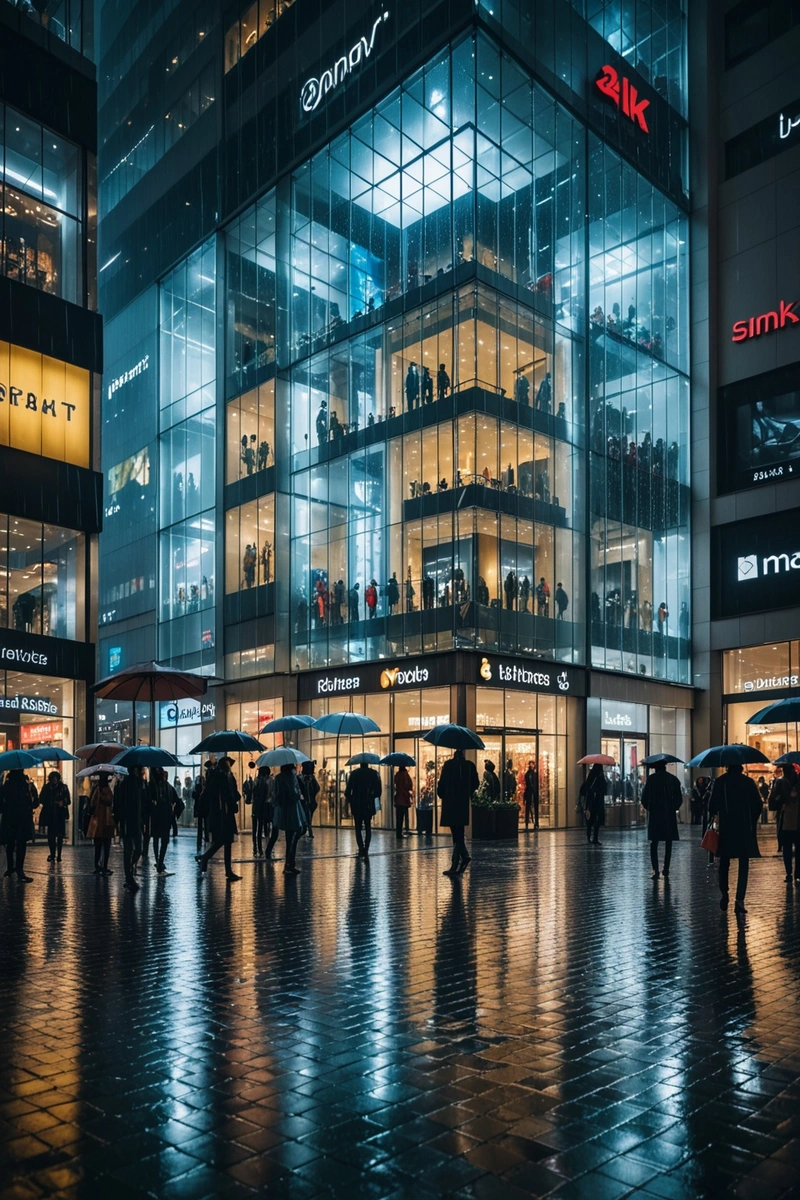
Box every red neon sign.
[732,300,799,342]
[595,65,650,133]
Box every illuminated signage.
[600,701,648,732]
[0,695,58,715]
[20,721,63,744]
[107,355,149,401]
[159,699,217,728]
[380,664,429,689]
[737,550,800,582]
[300,10,390,114]
[743,674,799,694]
[732,301,799,342]
[1,645,48,667]
[595,65,650,133]
[780,112,800,141]
[0,341,90,468]
[713,509,800,619]
[316,674,361,696]
[477,656,574,693]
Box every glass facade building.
[97,0,693,826]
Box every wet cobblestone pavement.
[2,827,800,1199]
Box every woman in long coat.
[39,771,70,864]
[641,762,682,879]
[148,767,179,874]
[0,769,36,881]
[267,764,306,875]
[196,759,241,882]
[580,764,607,845]
[709,764,761,913]
[393,766,413,838]
[86,771,116,875]
[437,750,479,877]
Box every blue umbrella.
[190,729,265,754]
[111,746,181,768]
[347,751,381,765]
[686,744,771,768]
[772,752,800,765]
[260,715,315,734]
[312,712,381,735]
[380,752,416,767]
[0,749,40,770]
[746,697,800,724]
[26,747,80,763]
[423,724,485,750]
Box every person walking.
[346,761,382,858]
[87,770,115,876]
[196,758,242,881]
[580,763,607,844]
[114,764,147,892]
[524,759,539,829]
[393,765,413,838]
[39,771,70,864]
[267,764,306,875]
[641,761,682,879]
[149,766,179,874]
[298,760,320,839]
[0,768,36,882]
[709,764,761,914]
[438,749,479,877]
[694,775,715,863]
[769,765,800,884]
[251,765,270,856]
[193,773,209,853]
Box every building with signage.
[0,3,101,802]
[690,1,800,766]
[96,0,693,827]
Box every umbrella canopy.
[641,753,684,766]
[0,749,41,770]
[347,751,382,765]
[256,747,311,767]
[686,744,771,768]
[423,724,485,750]
[311,712,381,736]
[380,751,416,767]
[260,715,315,734]
[746,697,800,725]
[93,661,208,702]
[111,746,181,768]
[26,747,80,763]
[772,752,800,766]
[76,763,128,779]
[190,730,265,754]
[76,742,127,765]
[577,754,616,766]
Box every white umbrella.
[76,764,128,779]
[256,747,311,767]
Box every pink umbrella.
[577,754,617,766]
[76,742,127,765]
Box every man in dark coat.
[641,762,682,879]
[39,771,70,864]
[0,769,35,881]
[524,760,539,829]
[709,765,761,913]
[114,764,147,891]
[148,767,180,874]
[437,750,479,876]
[298,761,320,839]
[580,764,607,844]
[196,759,241,881]
[345,763,382,858]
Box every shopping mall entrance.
[600,734,647,826]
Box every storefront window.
[0,515,84,640]
[0,670,79,795]
[226,382,275,482]
[722,642,799,695]
[225,496,275,593]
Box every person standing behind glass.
[0,768,36,882]
[39,771,70,864]
[421,366,433,405]
[555,583,569,620]
[405,362,419,411]
[709,765,761,914]
[87,770,115,876]
[196,758,241,882]
[641,761,682,880]
[266,764,305,875]
[438,750,479,877]
[316,400,328,445]
[346,761,382,859]
[437,363,450,401]
[298,760,320,839]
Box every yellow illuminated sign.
[0,341,90,468]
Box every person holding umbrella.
[709,765,761,913]
[393,764,413,838]
[39,771,70,864]
[298,760,320,840]
[438,750,480,876]
[640,758,682,880]
[580,764,607,844]
[769,763,800,883]
[267,763,306,874]
[0,768,36,882]
[196,758,242,882]
[346,760,382,858]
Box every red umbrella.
[577,754,617,766]
[76,742,127,765]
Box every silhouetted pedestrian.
[39,771,70,864]
[298,761,320,839]
[0,768,35,882]
[438,750,479,876]
[524,759,539,829]
[769,765,800,883]
[266,764,306,874]
[346,762,382,858]
[113,764,146,891]
[709,765,761,914]
[641,762,682,879]
[87,771,115,876]
[148,767,179,874]
[251,765,270,856]
[580,764,607,844]
[196,758,241,882]
[394,766,413,837]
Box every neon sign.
[595,65,650,133]
[300,11,390,114]
[732,300,799,342]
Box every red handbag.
[700,825,719,855]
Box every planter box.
[472,805,519,840]
[415,807,434,835]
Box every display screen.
[719,365,800,492]
[712,508,800,620]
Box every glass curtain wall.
[0,516,84,640]
[287,32,585,671]
[588,140,690,683]
[158,239,217,668]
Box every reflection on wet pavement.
[1,827,799,1198]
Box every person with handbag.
[708,765,761,913]
[580,764,607,845]
[438,750,479,877]
[266,764,306,874]
[86,771,116,876]
[39,771,70,864]
[345,761,382,859]
[641,761,682,879]
[298,760,320,840]
[769,765,800,884]
[393,765,413,838]
[196,758,241,882]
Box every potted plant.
[470,781,519,840]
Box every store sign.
[737,549,800,581]
[713,509,800,619]
[477,656,583,696]
[1,644,48,667]
[601,700,648,731]
[595,64,650,133]
[0,629,92,680]
[380,663,429,689]
[780,111,800,141]
[107,355,149,401]
[300,10,390,114]
[159,699,216,728]
[316,673,362,696]
[0,340,90,468]
[732,300,799,343]
[20,721,63,744]
[743,673,799,694]
[0,695,59,715]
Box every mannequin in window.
[365,580,378,618]
[437,363,450,401]
[535,577,550,617]
[535,372,552,413]
[504,570,517,610]
[519,575,531,613]
[329,410,343,439]
[405,363,419,411]
[385,572,400,613]
[348,582,360,622]
[332,579,345,624]
[514,374,530,406]
[422,575,435,610]
[405,568,415,612]
[244,437,256,475]
[421,366,433,405]
[314,577,327,626]
[316,400,328,445]
[477,576,490,606]
[243,544,256,589]
[258,440,270,471]
[261,540,272,585]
